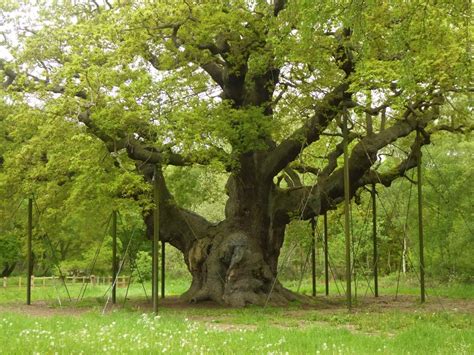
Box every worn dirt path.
[0,295,473,318]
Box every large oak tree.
[1,0,471,305]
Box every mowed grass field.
[0,277,473,354]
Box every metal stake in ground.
[27,197,33,305]
[417,130,426,303]
[152,165,160,314]
[112,210,117,304]
[310,217,316,297]
[323,212,329,296]
[371,183,379,297]
[342,110,352,310]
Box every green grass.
[0,276,473,354]
[2,274,472,306]
[0,306,472,354]
[0,277,189,306]
[283,274,474,299]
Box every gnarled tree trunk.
[144,156,305,307]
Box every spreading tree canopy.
[0,0,472,305]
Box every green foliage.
[0,232,21,274]
[132,251,152,282]
[165,165,227,222]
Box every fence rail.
[2,275,130,288]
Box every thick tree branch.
[357,131,430,187]
[319,132,359,178]
[262,82,349,179]
[139,163,213,253]
[322,108,435,204]
[428,124,474,135]
[273,103,439,220]
[201,61,225,88]
[288,162,320,176]
[77,110,192,166]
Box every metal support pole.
[323,212,329,296]
[152,165,160,314]
[417,131,426,303]
[27,197,33,305]
[310,218,316,297]
[161,241,165,299]
[112,210,117,304]
[371,184,379,297]
[342,111,352,310]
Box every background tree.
[0,0,471,305]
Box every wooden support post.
[342,111,352,310]
[310,218,316,297]
[323,212,329,296]
[27,197,33,305]
[417,131,426,303]
[112,210,117,304]
[152,165,160,314]
[3,277,6,288]
[161,241,165,299]
[372,183,379,297]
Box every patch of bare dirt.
[284,295,474,316]
[0,301,90,317]
[1,295,472,319]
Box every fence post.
[19,276,22,288]
[3,277,6,288]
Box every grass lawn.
[0,276,473,354]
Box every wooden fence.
[2,275,130,288]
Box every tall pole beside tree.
[417,131,426,303]
[26,197,33,305]
[371,184,379,297]
[161,241,165,299]
[324,212,329,296]
[343,110,352,310]
[310,217,316,297]
[112,209,117,304]
[152,165,160,314]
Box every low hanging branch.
[274,101,441,219]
